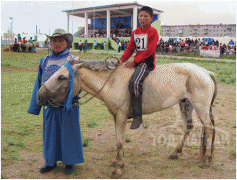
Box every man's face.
[51,37,67,54]
[138,11,153,29]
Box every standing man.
[93,40,97,50]
[118,40,121,53]
[27,29,84,175]
[119,6,159,129]
[18,34,21,42]
[78,40,82,51]
[104,41,107,51]
[229,39,234,47]
[29,37,34,43]
[83,40,88,52]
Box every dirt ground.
[1,82,236,179]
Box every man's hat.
[47,29,73,48]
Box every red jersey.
[202,44,208,50]
[120,24,159,69]
[180,41,185,46]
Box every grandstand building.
[161,24,236,38]
[63,2,235,49]
[63,2,163,50]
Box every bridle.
[41,82,68,108]
[41,69,80,108]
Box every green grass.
[82,138,92,147]
[125,134,131,143]
[1,50,48,68]
[143,121,149,129]
[1,70,43,161]
[87,121,99,128]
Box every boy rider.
[120,6,159,129]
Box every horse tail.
[209,72,218,106]
[208,71,217,127]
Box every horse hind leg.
[190,100,215,167]
[209,107,215,162]
[169,98,194,159]
[199,106,215,167]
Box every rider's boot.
[130,99,143,129]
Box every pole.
[72,1,73,35]
[67,14,70,33]
[9,17,13,33]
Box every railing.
[1,40,14,45]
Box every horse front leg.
[111,111,127,178]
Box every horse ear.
[69,56,80,65]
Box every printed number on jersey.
[134,34,148,51]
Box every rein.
[79,56,120,104]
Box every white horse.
[37,59,217,178]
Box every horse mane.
[82,60,108,71]
[70,59,114,71]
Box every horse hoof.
[111,169,122,178]
[111,161,125,169]
[168,155,178,159]
[110,161,117,167]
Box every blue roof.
[62,2,163,13]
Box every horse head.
[37,58,84,107]
[37,57,119,107]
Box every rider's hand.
[117,60,123,66]
[125,61,136,69]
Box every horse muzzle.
[37,84,68,107]
[37,85,52,106]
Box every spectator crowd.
[78,24,236,56]
[90,27,132,39]
[157,38,236,56]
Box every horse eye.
[58,75,65,80]
[74,72,78,76]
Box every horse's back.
[131,63,214,113]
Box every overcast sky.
[1,0,236,37]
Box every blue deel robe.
[27,49,84,166]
